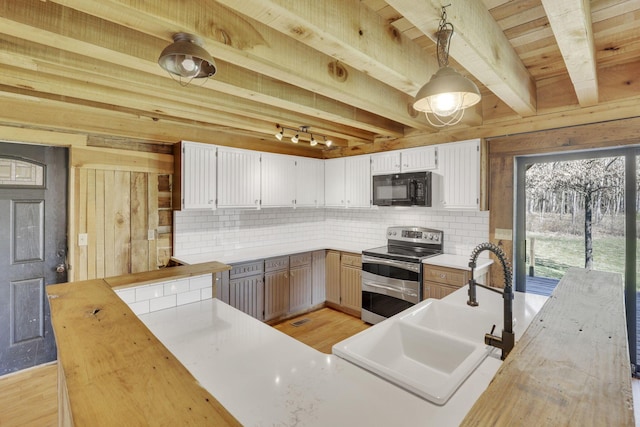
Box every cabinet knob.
[440,273,446,279]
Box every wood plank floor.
[0,362,57,427]
[272,307,370,354]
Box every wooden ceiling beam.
[0,40,374,144]
[0,94,327,157]
[541,0,598,106]
[213,0,439,96]
[44,0,432,131]
[0,0,403,140]
[385,0,537,117]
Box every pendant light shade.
[158,33,216,86]
[413,7,481,127]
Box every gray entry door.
[0,142,67,375]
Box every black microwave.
[372,171,432,207]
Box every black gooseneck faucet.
[467,242,515,360]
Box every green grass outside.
[526,231,630,281]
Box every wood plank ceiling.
[0,0,639,157]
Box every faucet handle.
[489,324,496,335]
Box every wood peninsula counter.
[461,267,634,426]
[47,262,240,427]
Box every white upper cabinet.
[217,146,261,209]
[295,157,324,207]
[345,155,371,208]
[370,151,401,175]
[324,158,346,207]
[261,153,296,208]
[371,146,437,175]
[437,139,481,210]
[175,141,216,210]
[400,146,437,172]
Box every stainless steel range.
[361,226,443,325]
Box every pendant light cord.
[436,5,454,68]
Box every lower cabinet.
[228,260,265,321]
[289,253,312,313]
[422,264,487,300]
[264,256,290,321]
[325,250,362,317]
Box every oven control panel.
[387,226,442,243]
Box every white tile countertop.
[139,286,548,426]
[171,240,371,265]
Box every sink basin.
[400,298,512,342]
[332,299,501,404]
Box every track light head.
[275,128,284,141]
[291,134,299,143]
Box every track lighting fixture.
[274,125,334,148]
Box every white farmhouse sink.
[333,298,505,405]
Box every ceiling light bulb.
[275,129,284,141]
[291,134,299,143]
[325,138,333,147]
[310,135,317,146]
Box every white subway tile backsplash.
[177,289,202,305]
[173,206,489,258]
[129,300,150,315]
[135,284,164,301]
[164,278,190,295]
[200,287,213,300]
[150,294,177,312]
[189,274,212,290]
[116,288,136,304]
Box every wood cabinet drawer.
[265,256,289,272]
[341,253,362,268]
[423,281,459,300]
[289,252,311,268]
[230,260,265,279]
[423,265,469,287]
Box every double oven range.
[361,226,443,325]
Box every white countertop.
[172,240,371,265]
[139,287,547,426]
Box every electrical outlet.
[494,228,513,240]
[148,229,155,241]
[78,233,88,246]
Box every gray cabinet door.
[229,275,264,321]
[264,270,289,321]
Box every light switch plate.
[78,233,88,246]
[148,229,155,241]
[494,228,513,240]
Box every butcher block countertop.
[461,267,634,426]
[46,262,239,426]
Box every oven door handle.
[362,281,418,299]
[361,255,420,273]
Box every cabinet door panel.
[371,152,401,175]
[289,265,312,313]
[229,275,264,320]
[324,158,345,207]
[264,270,289,321]
[311,250,326,305]
[261,153,295,207]
[295,157,323,207]
[325,250,341,304]
[217,147,261,208]
[439,139,480,210]
[401,146,437,172]
[179,141,216,210]
[345,155,371,208]
[340,265,362,314]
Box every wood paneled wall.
[70,146,173,282]
[486,116,640,282]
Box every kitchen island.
[47,264,632,426]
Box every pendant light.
[158,33,217,87]
[413,6,481,127]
